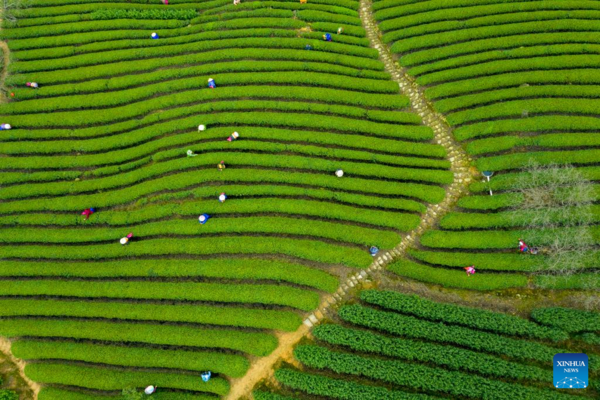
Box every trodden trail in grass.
[225,326,309,400]
[0,22,9,104]
[0,337,40,399]
[226,1,478,398]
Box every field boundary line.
[226,1,477,398]
[0,19,8,103]
[0,17,40,400]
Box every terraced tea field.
[372,0,600,289]
[0,0,454,397]
[257,290,600,399]
[0,0,599,398]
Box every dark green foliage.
[338,304,568,364]
[532,308,600,333]
[275,368,437,400]
[360,289,568,341]
[313,324,552,381]
[0,390,18,400]
[294,345,579,400]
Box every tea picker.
[120,233,133,245]
[464,266,476,276]
[218,160,226,172]
[26,82,39,89]
[201,371,212,382]
[199,214,210,224]
[219,193,227,203]
[369,246,379,256]
[187,149,198,157]
[305,44,313,50]
[323,33,332,41]
[335,169,344,177]
[198,124,206,132]
[151,32,159,39]
[81,208,95,220]
[482,171,493,196]
[337,27,343,34]
[518,239,529,253]
[208,78,216,89]
[227,131,239,142]
[518,238,538,255]
[144,386,156,395]
[0,124,11,130]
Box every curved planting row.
[0,0,448,397]
[256,290,600,400]
[371,0,600,290]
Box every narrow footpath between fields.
[226,0,477,398]
[0,22,9,103]
[0,24,40,399]
[0,338,40,399]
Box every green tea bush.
[435,85,600,114]
[0,279,320,311]
[0,154,449,200]
[313,324,552,381]
[408,249,539,271]
[275,368,435,400]
[393,21,600,54]
[91,8,198,20]
[3,80,405,113]
[0,216,402,248]
[388,259,528,290]
[0,237,373,267]
[0,259,339,292]
[531,308,600,333]
[0,170,440,214]
[425,69,600,100]
[339,304,563,363]
[12,339,249,377]
[448,98,600,126]
[0,318,277,356]
[405,32,600,67]
[26,363,229,395]
[10,37,377,73]
[0,298,302,331]
[378,2,600,29]
[38,387,210,400]
[534,274,600,290]
[294,345,577,400]
[360,290,567,340]
[8,48,384,84]
[254,392,298,400]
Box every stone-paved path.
[228,1,478,398]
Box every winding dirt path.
[0,338,40,399]
[225,1,477,398]
[225,325,309,400]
